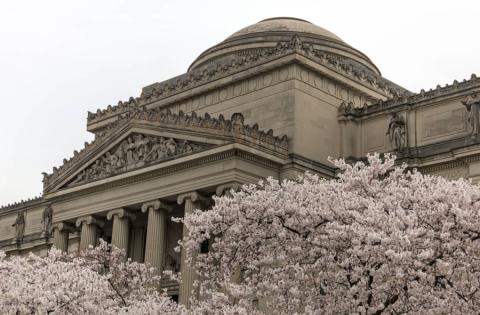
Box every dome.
[226,17,344,42]
[189,17,380,75]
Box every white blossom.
[0,240,177,314]
[182,153,480,314]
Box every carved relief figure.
[462,93,480,137]
[41,205,53,237]
[12,211,25,242]
[386,112,406,151]
[69,134,205,186]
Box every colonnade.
[50,185,239,307]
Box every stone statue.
[12,211,25,243]
[462,93,480,137]
[386,112,406,152]
[41,205,53,238]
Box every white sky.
[0,0,479,206]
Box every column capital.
[216,182,242,196]
[75,215,104,228]
[141,200,173,213]
[51,222,75,232]
[177,191,209,205]
[106,208,136,221]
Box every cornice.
[44,148,284,203]
[87,36,410,127]
[43,109,289,193]
[0,196,45,215]
[339,74,480,118]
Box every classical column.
[177,191,208,308]
[107,209,135,255]
[129,228,146,263]
[142,200,172,273]
[215,182,241,198]
[76,216,104,251]
[51,222,74,252]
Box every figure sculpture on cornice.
[386,112,406,152]
[462,93,480,137]
[12,211,25,243]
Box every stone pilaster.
[107,209,135,255]
[177,191,208,308]
[51,222,74,252]
[142,200,172,273]
[76,216,104,251]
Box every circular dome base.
[188,17,380,75]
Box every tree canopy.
[183,154,480,314]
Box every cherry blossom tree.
[183,154,480,314]
[0,240,178,314]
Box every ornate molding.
[177,191,209,205]
[106,208,136,221]
[0,196,43,213]
[43,110,288,192]
[51,222,75,232]
[45,148,283,203]
[141,200,173,213]
[339,74,480,118]
[87,35,410,126]
[75,216,104,228]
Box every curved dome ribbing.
[189,17,380,75]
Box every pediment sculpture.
[68,133,209,186]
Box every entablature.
[43,109,289,195]
[338,74,480,120]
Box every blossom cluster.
[183,154,480,314]
[0,241,177,314]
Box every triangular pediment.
[42,109,289,194]
[64,132,215,188]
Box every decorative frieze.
[43,110,289,192]
[339,74,480,118]
[66,134,208,187]
[87,35,409,126]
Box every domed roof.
[189,17,380,75]
[226,17,344,42]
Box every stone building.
[1,17,480,304]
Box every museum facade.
[1,17,480,305]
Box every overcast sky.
[0,0,478,206]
